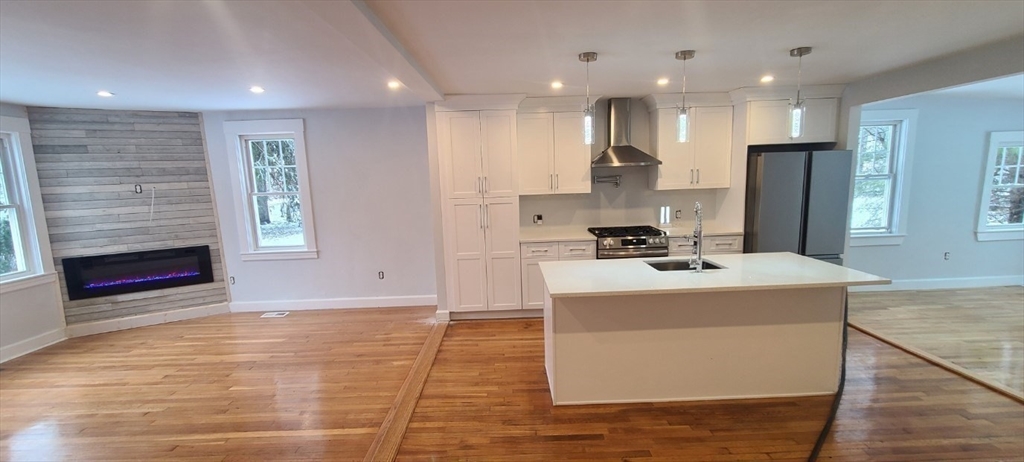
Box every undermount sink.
[646,260,724,272]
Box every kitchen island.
[538,252,889,405]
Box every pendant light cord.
[796,53,803,105]
[585,59,591,109]
[681,56,687,110]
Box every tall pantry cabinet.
[437,109,521,312]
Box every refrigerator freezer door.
[747,151,807,254]
[804,150,854,257]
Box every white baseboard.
[849,275,1024,292]
[449,309,543,320]
[435,310,451,322]
[229,295,438,313]
[65,302,230,338]
[0,328,66,363]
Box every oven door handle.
[598,248,670,259]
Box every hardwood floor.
[398,319,1024,461]
[849,286,1024,397]
[0,307,436,462]
[2,306,1023,461]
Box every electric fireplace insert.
[62,246,215,301]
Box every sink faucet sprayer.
[691,202,703,273]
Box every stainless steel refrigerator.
[743,147,853,265]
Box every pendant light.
[675,50,695,143]
[789,46,812,139]
[579,52,598,145]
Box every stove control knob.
[603,238,614,248]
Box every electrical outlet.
[533,214,543,225]
[943,252,950,261]
[378,271,385,280]
[675,210,682,219]
[229,276,235,285]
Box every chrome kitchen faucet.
[691,202,703,273]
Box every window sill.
[240,249,319,261]
[849,234,906,247]
[0,272,57,295]
[976,229,1024,242]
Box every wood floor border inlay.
[850,322,1024,403]
[363,320,449,462]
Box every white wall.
[846,94,1024,288]
[202,107,437,310]
[0,103,66,361]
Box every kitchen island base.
[543,286,846,405]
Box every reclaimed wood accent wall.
[27,107,228,325]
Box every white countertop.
[519,225,742,242]
[538,252,890,298]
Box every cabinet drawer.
[521,242,559,259]
[668,237,694,256]
[704,235,742,254]
[558,241,596,259]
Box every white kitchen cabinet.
[648,106,733,190]
[669,234,743,257]
[517,112,591,195]
[520,239,595,309]
[439,110,517,199]
[445,197,522,312]
[747,98,837,145]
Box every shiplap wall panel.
[27,107,228,325]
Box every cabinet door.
[649,108,695,190]
[747,100,791,145]
[800,98,838,143]
[552,112,592,194]
[481,110,517,197]
[439,112,483,200]
[692,106,733,189]
[703,235,743,254]
[521,258,554,309]
[484,197,521,310]
[447,199,487,312]
[517,113,554,195]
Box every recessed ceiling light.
[387,80,402,90]
[97,90,114,97]
[657,78,670,86]
[760,75,775,83]
[551,81,564,89]
[249,86,265,94]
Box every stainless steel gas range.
[587,226,669,259]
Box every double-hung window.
[977,131,1024,241]
[224,119,317,260]
[0,135,29,278]
[850,109,917,246]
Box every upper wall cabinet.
[646,105,733,190]
[438,110,518,199]
[517,112,591,195]
[746,98,839,145]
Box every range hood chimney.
[591,98,662,167]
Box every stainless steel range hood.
[591,98,662,168]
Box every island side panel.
[543,283,555,400]
[550,287,844,405]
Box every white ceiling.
[932,74,1024,99]
[366,0,1024,97]
[0,1,1022,112]
[0,0,439,111]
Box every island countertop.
[538,252,890,298]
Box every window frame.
[849,109,918,247]
[223,119,318,261]
[0,120,45,285]
[976,131,1024,241]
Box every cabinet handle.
[696,169,700,184]
[478,204,483,229]
[484,176,489,193]
[530,249,550,253]
[549,174,553,190]
[567,247,587,252]
[555,174,559,190]
[690,169,694,184]
[485,204,490,228]
[475,176,481,193]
